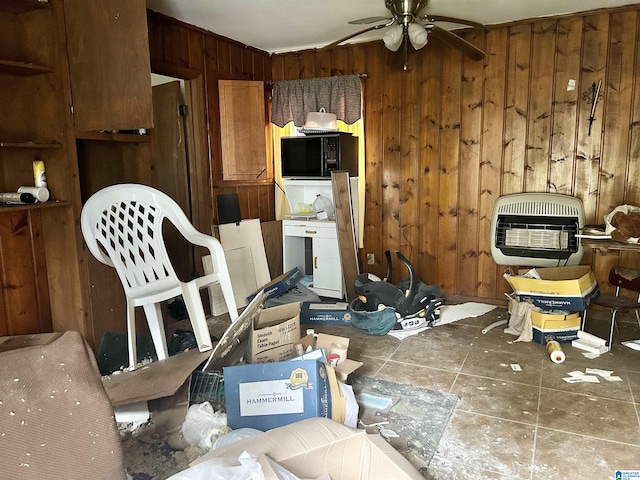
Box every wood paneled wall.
[147,11,275,227]
[273,6,640,301]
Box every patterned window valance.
[271,74,362,128]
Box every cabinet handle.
[305,230,317,235]
[314,256,318,269]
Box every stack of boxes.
[504,266,600,344]
[217,297,362,431]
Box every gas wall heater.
[490,193,585,267]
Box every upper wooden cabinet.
[218,80,270,182]
[64,0,153,132]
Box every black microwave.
[280,133,358,178]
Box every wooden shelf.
[583,239,640,253]
[76,131,152,143]
[0,140,62,148]
[0,0,49,14]
[0,200,70,213]
[0,58,54,76]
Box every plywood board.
[332,171,359,302]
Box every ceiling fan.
[322,0,486,70]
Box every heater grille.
[490,194,584,266]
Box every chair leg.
[126,303,138,370]
[209,242,239,321]
[143,303,169,361]
[608,309,618,352]
[182,282,214,353]
[635,309,640,330]
[581,309,588,331]
[218,270,238,322]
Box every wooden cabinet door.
[218,80,269,181]
[64,0,153,132]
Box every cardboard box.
[247,267,301,302]
[504,266,600,311]
[530,310,581,331]
[508,296,581,331]
[223,359,331,430]
[191,417,426,480]
[250,301,301,363]
[533,326,580,344]
[300,301,352,325]
[296,332,363,381]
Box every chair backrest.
[81,184,196,295]
[609,267,640,300]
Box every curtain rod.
[267,73,368,85]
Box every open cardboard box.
[191,417,425,480]
[297,332,363,381]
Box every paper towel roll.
[546,338,566,363]
[330,343,348,365]
[18,186,49,202]
[577,330,608,346]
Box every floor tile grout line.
[368,341,404,378]
[530,356,544,480]
[627,373,640,432]
[535,425,640,448]
[538,384,637,406]
[451,409,640,448]
[447,345,472,394]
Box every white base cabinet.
[283,219,343,298]
[282,178,358,300]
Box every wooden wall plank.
[398,46,420,272]
[417,45,443,285]
[597,11,637,219]
[457,30,484,295]
[381,64,403,281]
[502,24,531,196]
[478,29,507,298]
[437,47,462,293]
[628,14,640,205]
[549,17,582,195]
[526,20,557,193]
[362,43,384,277]
[575,14,609,224]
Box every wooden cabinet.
[0,0,155,348]
[64,0,153,133]
[218,80,269,181]
[0,0,85,337]
[64,0,155,349]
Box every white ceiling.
[146,0,640,55]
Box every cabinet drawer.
[283,222,336,239]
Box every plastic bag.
[182,402,228,450]
[166,450,264,480]
[212,428,263,450]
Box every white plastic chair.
[81,183,238,369]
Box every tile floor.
[308,302,640,480]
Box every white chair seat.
[81,183,238,369]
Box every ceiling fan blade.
[429,25,486,61]
[419,14,485,30]
[320,22,393,50]
[349,16,392,25]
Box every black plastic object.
[354,250,442,318]
[216,193,242,224]
[96,332,157,375]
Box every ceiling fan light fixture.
[382,24,403,51]
[408,23,428,49]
